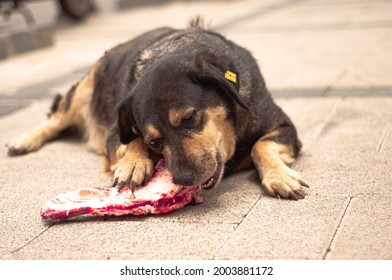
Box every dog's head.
[116,52,248,189]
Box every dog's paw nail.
[299,179,310,188]
[117,181,127,192]
[111,178,119,188]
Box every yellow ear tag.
[224,70,237,83]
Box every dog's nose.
[172,171,195,186]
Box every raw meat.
[40,160,203,220]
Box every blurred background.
[0,0,391,116]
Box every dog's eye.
[182,111,196,127]
[147,140,163,152]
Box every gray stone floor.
[0,0,391,260]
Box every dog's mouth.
[200,152,224,190]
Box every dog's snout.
[172,170,195,186]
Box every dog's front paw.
[6,133,43,156]
[111,157,155,192]
[261,166,309,200]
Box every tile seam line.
[322,196,353,260]
[10,222,56,254]
[212,194,262,260]
[322,70,347,96]
[302,96,344,153]
[377,122,390,152]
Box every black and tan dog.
[7,18,308,200]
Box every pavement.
[0,0,391,260]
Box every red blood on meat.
[40,159,203,220]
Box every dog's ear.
[190,53,249,110]
[116,97,139,144]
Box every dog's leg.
[106,130,155,191]
[251,126,309,200]
[7,93,76,156]
[7,65,98,156]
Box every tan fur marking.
[180,106,236,163]
[162,145,172,168]
[110,138,148,172]
[111,138,154,187]
[145,124,161,141]
[168,107,195,128]
[205,106,236,162]
[251,141,292,172]
[251,138,305,199]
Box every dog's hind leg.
[7,65,100,156]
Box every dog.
[7,18,308,200]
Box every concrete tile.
[325,86,392,97]
[0,249,14,260]
[19,220,236,260]
[0,103,29,117]
[308,97,392,153]
[295,151,391,173]
[278,97,342,150]
[326,195,392,260]
[229,28,388,90]
[10,250,112,260]
[299,170,392,196]
[237,1,392,30]
[310,115,387,153]
[0,198,50,251]
[0,101,110,254]
[228,31,344,90]
[11,249,210,260]
[216,195,348,259]
[334,30,392,88]
[0,148,111,199]
[0,100,52,142]
[0,124,111,199]
[380,123,392,152]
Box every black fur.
[48,93,63,117]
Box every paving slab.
[333,30,392,88]
[296,150,391,173]
[229,29,387,90]
[277,97,342,151]
[307,97,392,153]
[240,0,392,29]
[298,170,392,197]
[13,220,237,260]
[380,123,392,152]
[0,197,50,252]
[326,195,392,260]
[226,3,391,90]
[216,195,349,259]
